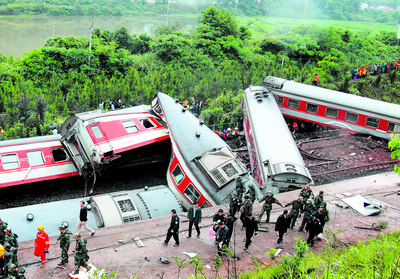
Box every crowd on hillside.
[352,59,400,79]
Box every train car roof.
[264,76,400,120]
[156,93,227,162]
[74,105,154,121]
[0,134,62,148]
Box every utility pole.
[88,22,94,66]
[235,0,239,14]
[167,0,170,25]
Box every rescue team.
[0,182,328,278]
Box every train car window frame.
[365,117,380,129]
[387,123,400,133]
[27,150,45,166]
[51,148,68,162]
[1,153,20,170]
[277,96,284,106]
[90,125,104,139]
[184,183,201,204]
[202,201,211,208]
[117,199,136,213]
[139,118,156,129]
[306,103,319,114]
[287,99,300,109]
[325,107,338,118]
[345,112,359,123]
[172,164,185,185]
[121,120,139,133]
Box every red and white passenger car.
[263,76,400,139]
[60,106,170,180]
[0,135,78,188]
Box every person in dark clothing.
[187,201,202,238]
[257,191,283,223]
[240,195,253,229]
[285,196,304,229]
[224,213,235,244]
[305,215,322,247]
[215,221,229,256]
[244,213,258,250]
[212,209,226,232]
[0,218,8,245]
[275,210,290,248]
[298,199,315,232]
[75,201,95,236]
[235,176,245,203]
[229,192,241,217]
[314,191,324,208]
[163,209,180,247]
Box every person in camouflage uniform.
[245,182,256,203]
[0,218,8,245]
[240,195,253,229]
[257,192,283,223]
[72,233,89,274]
[229,191,241,217]
[6,263,25,279]
[300,186,314,205]
[319,201,330,233]
[235,176,246,202]
[285,196,304,229]
[56,225,71,266]
[298,199,315,231]
[4,228,18,251]
[313,191,324,208]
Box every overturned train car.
[243,86,313,190]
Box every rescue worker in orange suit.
[313,74,319,86]
[34,225,49,268]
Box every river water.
[0,15,198,57]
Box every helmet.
[307,199,313,203]
[267,191,272,195]
[298,196,303,201]
[216,220,222,225]
[8,263,16,269]
[244,195,249,199]
[74,232,81,239]
[59,225,65,230]
[4,243,10,249]
[38,225,44,231]
[5,227,11,233]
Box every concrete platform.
[16,171,400,278]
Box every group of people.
[183,97,203,117]
[162,177,330,258]
[99,99,123,111]
[352,59,400,79]
[0,200,95,278]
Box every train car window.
[184,183,201,203]
[52,148,68,162]
[140,118,155,129]
[325,108,338,118]
[122,120,139,133]
[90,126,104,139]
[221,163,238,177]
[172,165,185,185]
[277,96,284,106]
[345,112,359,123]
[27,151,45,166]
[1,154,19,170]
[202,201,211,208]
[287,99,299,109]
[387,123,400,133]
[117,199,135,213]
[306,103,319,114]
[365,117,380,128]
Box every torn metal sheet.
[341,194,382,216]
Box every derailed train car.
[243,86,313,190]
[263,76,400,139]
[60,106,171,182]
[0,185,182,241]
[152,92,275,210]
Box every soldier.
[0,218,8,245]
[319,202,330,233]
[224,213,235,244]
[163,209,180,247]
[187,201,202,238]
[73,233,89,275]
[3,243,18,267]
[6,263,25,279]
[229,192,241,217]
[300,185,314,204]
[257,191,283,223]
[246,182,256,203]
[215,220,229,256]
[305,214,322,247]
[285,196,304,229]
[235,176,245,203]
[298,199,315,232]
[34,225,49,268]
[4,228,18,251]
[314,191,324,208]
[55,225,71,266]
[244,213,258,251]
[212,209,226,232]
[275,209,290,248]
[240,195,253,229]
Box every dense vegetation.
[0,0,400,24]
[242,232,400,278]
[1,6,400,139]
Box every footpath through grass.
[241,232,400,279]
